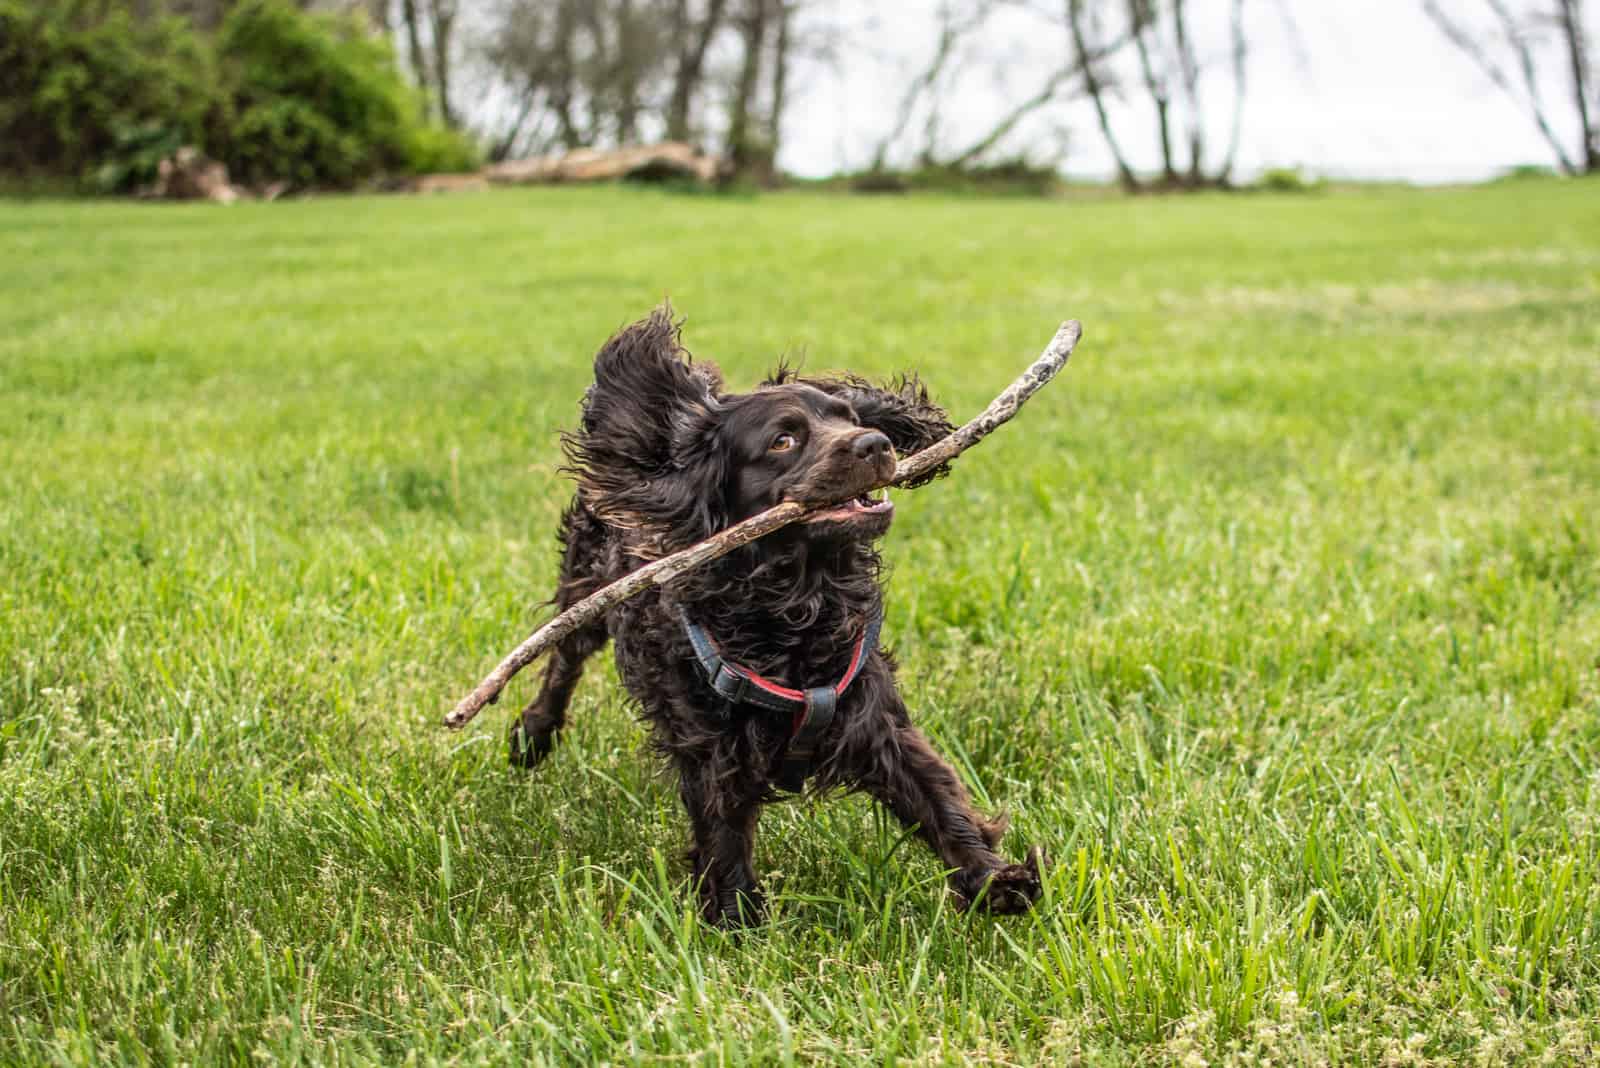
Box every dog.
[512,307,1043,926]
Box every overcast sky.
[770,0,1582,183]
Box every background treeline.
[3,0,1595,194]
[0,0,477,191]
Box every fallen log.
[483,142,726,186]
[443,318,1083,730]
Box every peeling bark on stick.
[442,319,1083,730]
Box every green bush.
[0,0,477,192]
[1254,166,1323,194]
[0,3,225,187]
[215,0,475,188]
[1493,163,1559,182]
[93,119,187,193]
[400,121,480,176]
[840,157,1061,197]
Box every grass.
[1,179,1597,1065]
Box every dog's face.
[721,384,896,540]
[567,310,954,556]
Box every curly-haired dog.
[513,308,1043,926]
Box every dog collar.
[677,605,882,791]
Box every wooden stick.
[443,319,1082,730]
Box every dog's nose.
[852,430,892,462]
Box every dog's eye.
[769,432,798,453]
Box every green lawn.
[2,181,1598,1065]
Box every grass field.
[2,180,1598,1065]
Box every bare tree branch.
[1422,0,1579,173]
[489,90,541,163]
[872,0,990,169]
[1556,0,1597,170]
[1218,0,1249,182]
[424,0,458,127]
[946,64,1080,167]
[766,0,793,153]
[1068,0,1141,190]
[1169,0,1204,182]
[727,0,769,169]
[613,0,642,142]
[1126,0,1177,182]
[667,0,730,141]
[401,0,432,117]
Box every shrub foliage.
[0,0,475,191]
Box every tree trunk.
[1557,0,1597,172]
[766,0,791,157]
[1217,0,1248,183]
[727,0,768,170]
[1068,0,1141,191]
[551,0,583,149]
[578,3,610,143]
[401,0,432,118]
[1170,0,1204,185]
[364,0,389,34]
[427,0,457,128]
[1127,0,1177,184]
[616,0,642,144]
[668,0,730,143]
[490,92,540,163]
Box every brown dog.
[512,309,1043,926]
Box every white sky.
[772,0,1582,183]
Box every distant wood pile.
[139,143,731,202]
[481,143,728,187]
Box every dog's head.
[566,308,953,556]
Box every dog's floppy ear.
[565,307,728,552]
[803,373,955,488]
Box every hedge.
[0,0,477,192]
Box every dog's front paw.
[954,847,1046,914]
[508,707,561,769]
[701,884,768,929]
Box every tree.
[666,0,728,141]
[726,0,768,167]
[869,0,988,170]
[765,0,791,153]
[480,0,688,157]
[1067,0,1249,190]
[866,0,1097,173]
[399,0,432,117]
[1422,0,1597,175]
[424,0,457,126]
[612,0,649,141]
[474,0,807,175]
[1068,0,1139,188]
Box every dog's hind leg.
[510,501,613,769]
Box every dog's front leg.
[854,722,1043,913]
[677,766,767,927]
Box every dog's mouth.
[803,487,894,525]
